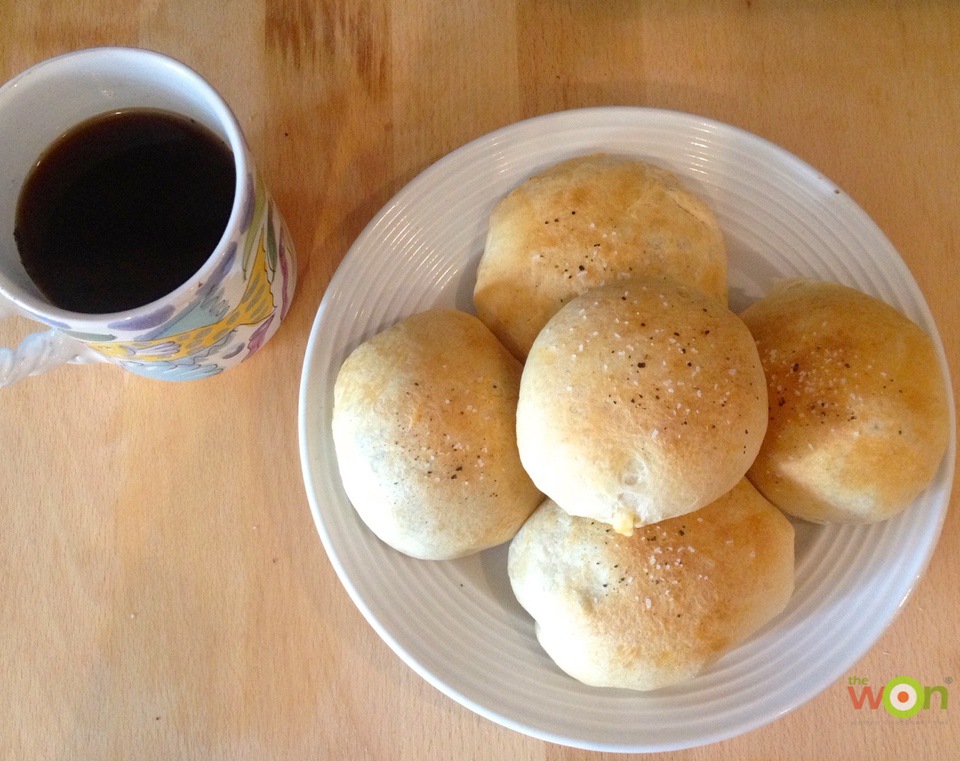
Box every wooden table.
[2,2,958,759]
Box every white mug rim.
[0,46,251,332]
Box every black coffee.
[14,108,235,314]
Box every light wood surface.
[2,2,958,759]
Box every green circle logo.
[883,676,924,718]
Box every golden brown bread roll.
[473,153,728,360]
[741,279,950,523]
[508,480,795,691]
[332,308,542,559]
[516,278,767,534]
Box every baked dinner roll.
[741,279,950,524]
[517,278,767,534]
[474,153,727,360]
[332,308,542,559]
[508,480,795,691]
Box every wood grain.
[1,2,958,759]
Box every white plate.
[298,108,956,752]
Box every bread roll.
[474,153,727,360]
[517,278,767,534]
[741,279,950,523]
[508,480,795,691]
[332,308,542,559]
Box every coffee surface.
[14,108,235,314]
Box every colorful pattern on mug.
[87,173,295,380]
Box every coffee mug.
[0,47,296,384]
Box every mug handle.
[0,301,101,386]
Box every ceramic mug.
[0,47,296,384]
